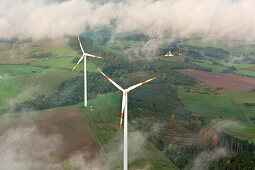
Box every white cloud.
[0,0,255,41]
[0,125,108,170]
[0,126,62,170]
[190,148,229,170]
[0,0,114,39]
[69,152,108,170]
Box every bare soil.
[0,108,99,160]
[178,69,255,90]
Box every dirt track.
[178,69,255,90]
[0,108,99,160]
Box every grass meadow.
[178,86,255,142]
[32,57,98,72]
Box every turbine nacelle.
[123,89,129,93]
[72,35,103,72]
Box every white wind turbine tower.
[97,68,156,170]
[72,35,103,107]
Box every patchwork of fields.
[0,45,100,109]
[166,39,255,142]
[1,36,255,168]
[178,39,255,77]
[0,64,81,109]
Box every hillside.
[1,35,255,169]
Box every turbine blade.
[97,68,124,91]
[85,53,104,59]
[120,93,126,129]
[127,77,156,91]
[72,55,84,71]
[77,35,85,54]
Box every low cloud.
[123,38,171,58]
[0,0,115,40]
[211,119,247,132]
[0,126,62,170]
[68,152,108,170]
[106,131,150,169]
[0,124,110,170]
[190,148,229,170]
[1,0,255,42]
[115,0,255,42]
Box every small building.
[164,51,174,57]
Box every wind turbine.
[97,68,156,170]
[72,35,103,107]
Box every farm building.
[164,51,174,57]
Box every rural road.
[83,110,105,153]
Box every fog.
[0,0,255,41]
[0,126,62,170]
[190,148,229,170]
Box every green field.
[0,64,78,79]
[234,69,255,77]
[0,65,47,79]
[96,40,144,55]
[218,61,254,69]
[192,60,226,73]
[0,63,82,94]
[0,40,79,64]
[87,92,121,109]
[160,57,181,62]
[0,64,82,110]
[216,61,255,77]
[32,57,98,72]
[178,86,245,119]
[0,80,34,110]
[14,72,80,96]
[49,48,79,57]
[178,86,255,141]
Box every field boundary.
[83,109,105,153]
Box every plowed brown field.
[0,108,99,160]
[178,69,255,90]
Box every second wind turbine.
[97,68,156,170]
[72,35,103,107]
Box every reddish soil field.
[178,69,255,90]
[0,108,99,160]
